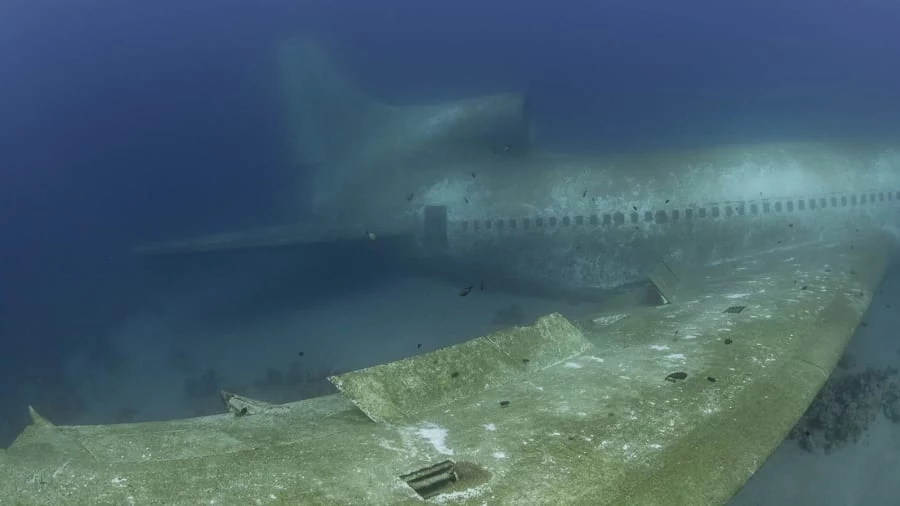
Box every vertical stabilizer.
[276,37,533,216]
[277,38,386,172]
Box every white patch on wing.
[416,423,454,455]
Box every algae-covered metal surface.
[0,240,890,505]
[330,313,590,423]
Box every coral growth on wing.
[789,356,900,454]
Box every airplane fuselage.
[342,141,900,296]
[137,39,900,301]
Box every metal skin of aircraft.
[134,39,900,303]
[3,37,899,505]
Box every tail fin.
[134,38,533,256]
[276,37,534,215]
[277,38,387,172]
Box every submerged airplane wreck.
[3,37,900,504]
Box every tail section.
[276,36,534,216]
[276,37,387,173]
[135,37,532,255]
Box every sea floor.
[728,262,900,505]
[11,262,900,504]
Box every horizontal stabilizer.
[133,222,411,255]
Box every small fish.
[665,199,670,204]
[632,205,638,211]
[459,286,473,296]
[366,231,377,241]
[471,172,476,178]
[582,190,587,198]
[406,193,414,202]
[503,144,511,152]
[464,197,469,204]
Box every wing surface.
[2,237,891,505]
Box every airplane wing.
[2,236,891,505]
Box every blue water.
[2,0,900,501]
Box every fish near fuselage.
[382,141,900,295]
